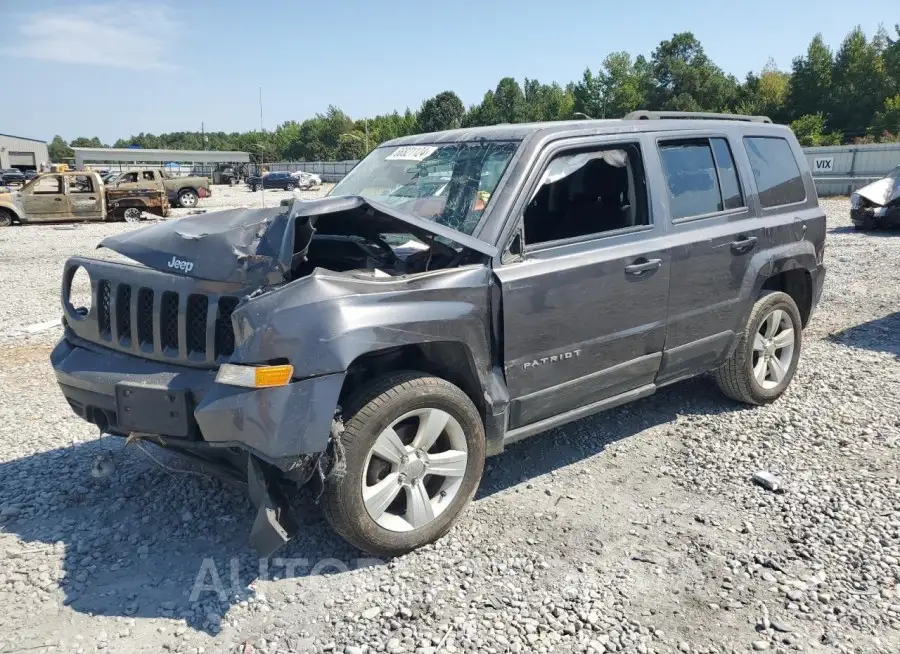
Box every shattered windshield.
[329,141,518,235]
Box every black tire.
[853,217,876,231]
[321,372,485,557]
[0,209,13,227]
[285,182,296,192]
[177,189,198,208]
[251,184,259,192]
[713,291,802,405]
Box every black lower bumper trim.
[247,456,298,556]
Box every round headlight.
[66,265,93,319]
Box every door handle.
[730,235,758,255]
[88,196,96,200]
[625,258,662,276]
[54,198,63,202]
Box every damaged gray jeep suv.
[51,111,825,557]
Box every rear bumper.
[51,337,345,468]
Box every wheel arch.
[0,202,24,224]
[340,342,485,419]
[761,268,813,327]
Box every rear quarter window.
[743,136,806,208]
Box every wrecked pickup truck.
[0,171,169,226]
[110,168,211,209]
[851,165,900,230]
[51,114,825,557]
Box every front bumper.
[851,206,900,227]
[51,337,345,468]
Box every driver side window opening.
[523,143,649,247]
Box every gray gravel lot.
[0,195,898,654]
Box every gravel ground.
[0,196,898,654]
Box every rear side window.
[658,137,745,220]
[743,136,806,207]
[710,138,743,209]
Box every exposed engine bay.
[291,232,461,279]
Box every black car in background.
[23,170,38,181]
[0,169,25,185]
[247,171,297,192]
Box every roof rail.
[623,110,773,124]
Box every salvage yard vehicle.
[290,170,322,189]
[850,165,900,230]
[51,111,825,557]
[1,168,26,186]
[247,171,298,192]
[0,171,169,226]
[111,168,211,208]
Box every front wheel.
[713,291,802,405]
[0,210,13,227]
[322,373,485,557]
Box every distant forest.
[49,25,900,163]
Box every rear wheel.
[285,181,296,192]
[251,184,259,192]
[177,189,198,208]
[713,291,802,405]
[322,372,485,557]
[0,209,13,227]
[122,207,143,223]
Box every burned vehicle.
[851,165,900,230]
[0,171,169,226]
[51,112,825,557]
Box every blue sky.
[0,0,895,143]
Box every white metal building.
[0,133,50,171]
[72,147,249,170]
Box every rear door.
[67,174,104,221]
[494,135,671,430]
[651,130,763,384]
[21,174,69,221]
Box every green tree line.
[49,25,900,164]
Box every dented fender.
[231,265,496,386]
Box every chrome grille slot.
[186,295,209,356]
[137,288,154,348]
[160,291,179,353]
[98,280,111,339]
[215,296,240,358]
[116,284,132,344]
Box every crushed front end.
[50,198,495,555]
[51,256,345,554]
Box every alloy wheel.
[123,207,142,223]
[362,408,469,532]
[752,308,795,389]
[179,191,198,208]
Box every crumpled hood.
[856,175,900,207]
[98,194,496,286]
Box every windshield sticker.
[385,146,438,161]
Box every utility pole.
[201,122,205,150]
[365,118,369,152]
[259,87,266,208]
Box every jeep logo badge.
[167,256,194,273]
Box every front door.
[21,174,69,221]
[67,174,104,221]
[494,138,671,429]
